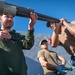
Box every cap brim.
[39,39,47,45]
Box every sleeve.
[37,50,45,60]
[21,29,34,50]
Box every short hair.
[0,13,15,17]
[46,22,51,27]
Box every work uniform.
[0,29,34,75]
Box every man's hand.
[60,18,67,25]
[56,65,66,75]
[0,31,11,40]
[28,12,38,30]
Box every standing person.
[37,39,66,75]
[46,19,75,67]
[0,12,38,75]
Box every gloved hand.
[71,56,75,61]
[64,67,73,71]
[71,56,75,66]
[56,65,66,75]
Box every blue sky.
[4,0,75,35]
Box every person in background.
[0,12,38,75]
[37,39,66,75]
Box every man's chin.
[5,26,13,29]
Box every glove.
[71,56,75,60]
[64,67,73,71]
[56,65,66,75]
[71,56,75,66]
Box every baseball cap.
[39,39,47,46]
[46,22,51,27]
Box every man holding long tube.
[0,10,38,75]
[47,19,75,71]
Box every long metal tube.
[0,1,60,23]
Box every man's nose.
[8,18,12,20]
